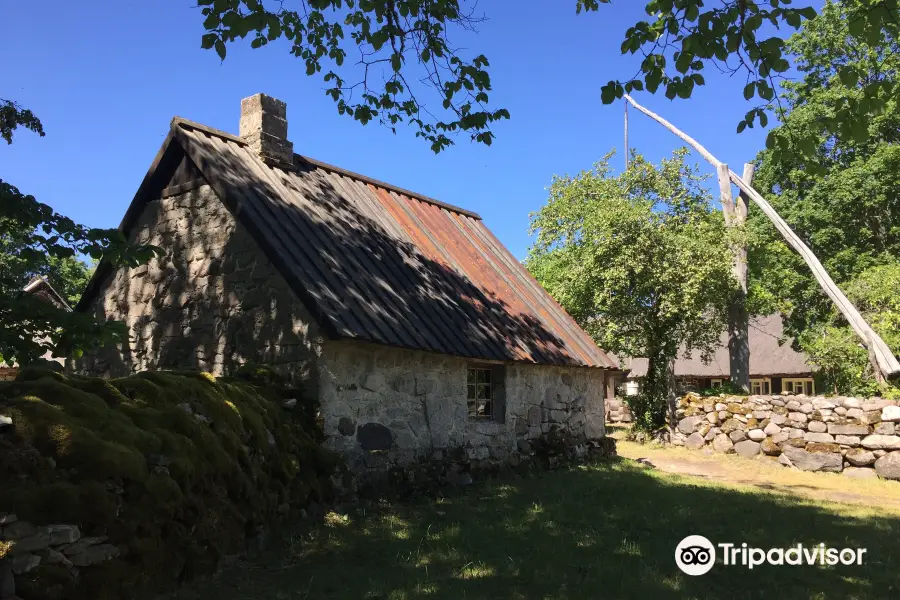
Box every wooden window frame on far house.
[782,377,815,395]
[750,377,771,395]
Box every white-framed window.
[710,378,724,388]
[750,378,771,395]
[783,378,815,395]
[466,364,505,422]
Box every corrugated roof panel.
[173,121,618,369]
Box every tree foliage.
[526,150,734,430]
[1,99,44,144]
[748,0,900,369]
[198,0,508,153]
[1,108,160,366]
[200,1,898,159]
[596,0,899,163]
[799,264,900,396]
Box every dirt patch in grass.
[608,425,900,513]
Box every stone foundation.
[672,393,900,479]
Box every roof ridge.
[294,154,482,220]
[171,117,481,221]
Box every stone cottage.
[74,94,620,473]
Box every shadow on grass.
[176,458,900,600]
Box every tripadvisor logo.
[675,535,867,576]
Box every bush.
[0,367,338,600]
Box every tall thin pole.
[622,92,900,381]
[624,101,629,170]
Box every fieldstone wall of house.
[317,340,610,485]
[672,393,900,480]
[76,185,323,383]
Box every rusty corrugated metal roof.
[88,117,618,369]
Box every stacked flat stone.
[0,515,120,600]
[605,398,633,423]
[670,393,900,480]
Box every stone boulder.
[712,433,734,453]
[806,442,840,454]
[875,422,896,436]
[677,416,701,434]
[747,429,766,441]
[834,435,861,447]
[874,452,900,480]
[828,423,870,436]
[804,432,835,444]
[68,543,120,567]
[881,405,900,422]
[728,430,747,443]
[685,432,706,450]
[844,467,878,479]
[761,438,780,456]
[845,448,876,467]
[357,423,393,451]
[860,435,900,451]
[734,440,761,458]
[763,422,782,436]
[337,417,356,436]
[720,418,742,433]
[782,445,842,472]
[807,421,827,433]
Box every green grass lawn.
[175,458,900,600]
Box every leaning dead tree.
[623,93,900,383]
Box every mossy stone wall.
[0,367,336,600]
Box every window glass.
[467,367,494,419]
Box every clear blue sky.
[2,1,772,260]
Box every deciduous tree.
[0,102,159,366]
[748,0,900,376]
[527,150,734,431]
[799,264,900,395]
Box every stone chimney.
[239,93,294,168]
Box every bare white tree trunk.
[623,93,900,381]
[719,163,753,393]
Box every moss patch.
[0,367,337,600]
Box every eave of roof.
[624,315,813,378]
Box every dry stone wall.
[317,341,611,489]
[78,185,323,383]
[1,517,119,600]
[673,393,900,479]
[606,397,633,423]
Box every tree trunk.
[642,349,671,430]
[720,163,753,393]
[666,357,678,428]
